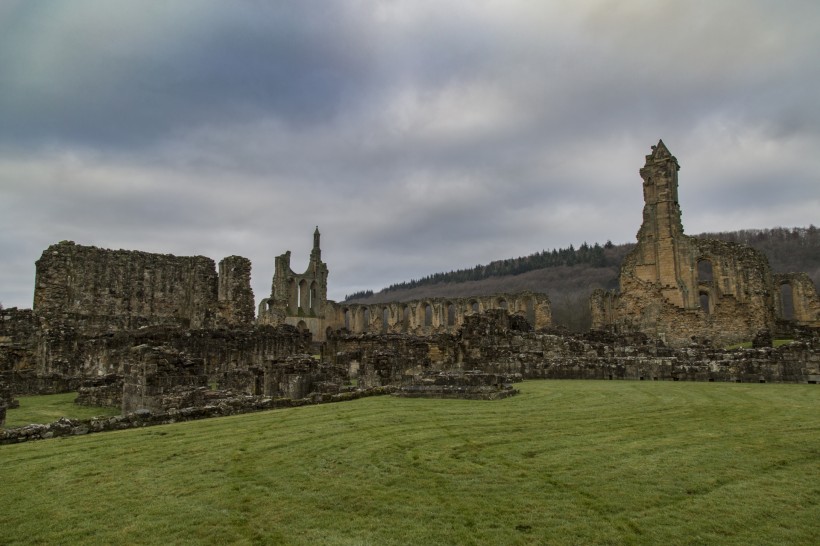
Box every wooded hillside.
[345,226,819,331]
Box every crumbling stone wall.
[258,228,329,337]
[394,370,520,400]
[122,345,208,414]
[218,256,256,326]
[34,241,255,333]
[0,308,38,378]
[327,291,550,337]
[590,141,820,347]
[262,354,347,399]
[75,375,123,408]
[325,332,443,388]
[327,310,819,384]
[0,380,18,427]
[258,230,551,342]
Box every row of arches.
[329,293,550,335]
[286,278,319,314]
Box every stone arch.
[298,279,308,311]
[325,326,333,339]
[424,303,433,327]
[497,297,508,310]
[382,307,390,333]
[470,300,480,314]
[402,305,411,332]
[446,302,456,327]
[343,308,351,331]
[296,320,308,332]
[363,307,371,332]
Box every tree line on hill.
[344,241,612,301]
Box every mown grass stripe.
[1,380,818,545]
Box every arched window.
[382,308,389,333]
[298,279,308,311]
[424,304,433,327]
[363,308,371,331]
[498,298,508,310]
[471,301,479,314]
[447,303,456,326]
[343,309,351,330]
[698,260,713,283]
[402,306,411,332]
[526,298,536,326]
[309,281,318,312]
[699,291,710,314]
[780,283,794,320]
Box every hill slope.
[346,227,819,330]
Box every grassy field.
[2,381,818,545]
[3,392,121,428]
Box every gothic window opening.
[697,259,713,283]
[780,283,794,320]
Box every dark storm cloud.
[1,0,819,309]
[0,1,373,149]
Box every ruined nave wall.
[34,241,254,333]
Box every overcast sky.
[1,0,818,310]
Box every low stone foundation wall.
[0,386,395,445]
[394,371,521,400]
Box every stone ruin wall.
[327,291,551,337]
[773,272,820,328]
[329,310,820,385]
[590,141,820,347]
[34,241,254,333]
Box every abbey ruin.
[2,140,818,436]
[590,140,820,346]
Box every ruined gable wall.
[34,241,220,332]
[34,241,257,331]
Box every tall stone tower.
[629,140,696,308]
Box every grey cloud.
[1,1,819,309]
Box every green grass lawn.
[2,381,818,545]
[3,391,121,428]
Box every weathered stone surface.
[121,345,209,414]
[394,370,520,400]
[34,241,256,334]
[326,309,819,384]
[590,141,820,347]
[257,229,552,341]
[75,375,123,408]
[218,256,256,326]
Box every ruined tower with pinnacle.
[259,228,331,338]
[590,139,819,346]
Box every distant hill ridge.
[345,226,819,331]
